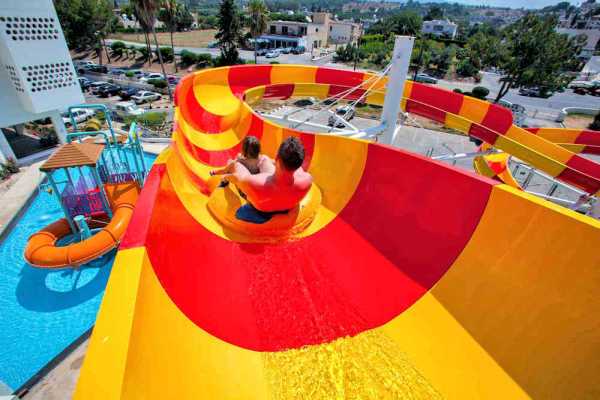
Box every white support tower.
[0,0,84,162]
[380,36,414,145]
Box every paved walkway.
[0,162,45,239]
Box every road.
[105,39,600,120]
[105,39,333,66]
[438,71,600,117]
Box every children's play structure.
[24,105,147,268]
[69,59,600,399]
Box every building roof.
[40,142,105,172]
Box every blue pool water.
[0,151,156,393]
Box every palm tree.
[132,0,172,100]
[248,0,269,64]
[159,0,178,72]
[132,5,153,66]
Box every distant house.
[422,19,458,39]
[260,12,362,52]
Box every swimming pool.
[0,151,156,394]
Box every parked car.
[118,87,140,100]
[413,73,438,84]
[112,101,146,119]
[518,86,552,98]
[78,77,92,91]
[256,48,268,56]
[265,50,280,58]
[139,73,165,82]
[207,41,219,48]
[62,109,95,126]
[291,46,305,54]
[569,80,593,89]
[281,47,292,54]
[97,83,122,98]
[570,80,600,96]
[131,90,162,104]
[89,81,110,95]
[328,105,355,128]
[167,75,180,85]
[110,68,127,76]
[74,60,93,68]
[81,64,108,74]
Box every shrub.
[125,70,135,78]
[40,131,59,147]
[0,165,8,180]
[471,86,490,100]
[269,61,280,64]
[137,46,150,59]
[456,58,478,77]
[589,111,600,131]
[453,88,463,94]
[180,50,198,65]
[211,55,244,67]
[110,41,126,56]
[136,111,166,128]
[156,47,174,62]
[196,53,212,66]
[148,78,167,89]
[4,158,19,174]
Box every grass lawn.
[109,29,217,48]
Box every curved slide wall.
[75,65,600,399]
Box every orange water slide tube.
[24,182,139,268]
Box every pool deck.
[0,142,168,399]
[0,162,45,240]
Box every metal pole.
[48,172,78,234]
[65,167,74,186]
[380,36,414,145]
[90,166,113,219]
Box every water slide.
[24,182,139,268]
[75,65,600,399]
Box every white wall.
[0,0,84,126]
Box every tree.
[158,0,178,72]
[465,31,506,71]
[494,14,585,102]
[176,5,194,31]
[367,11,422,36]
[424,5,444,21]
[54,0,114,52]
[215,0,242,66]
[248,0,269,64]
[131,3,153,66]
[132,0,172,100]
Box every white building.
[421,19,458,39]
[261,13,363,52]
[0,0,84,164]
[328,20,362,46]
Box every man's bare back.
[227,137,313,212]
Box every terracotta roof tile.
[40,143,105,172]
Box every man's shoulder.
[294,170,313,190]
